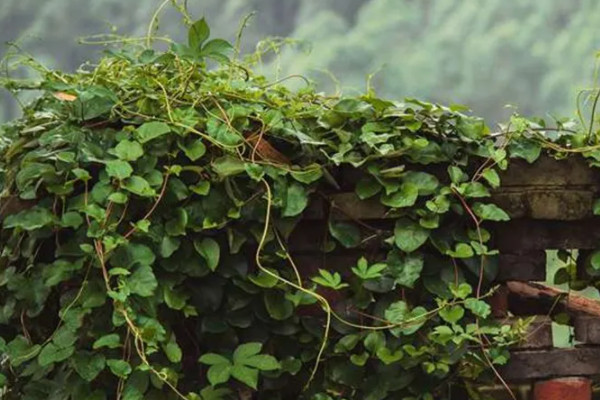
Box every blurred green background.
[2,0,600,125]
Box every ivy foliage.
[0,8,597,400]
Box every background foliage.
[2,0,600,125]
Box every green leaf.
[108,192,128,204]
[481,169,500,188]
[233,343,262,362]
[160,236,181,258]
[41,258,83,287]
[202,39,234,61]
[107,359,132,378]
[165,208,188,236]
[72,352,106,381]
[263,291,294,320]
[450,283,472,299]
[335,334,360,353]
[243,354,280,371]
[135,121,171,143]
[163,334,182,363]
[231,364,259,390]
[509,138,542,163]
[464,298,491,319]
[403,171,439,195]
[394,219,429,252]
[384,302,428,336]
[380,183,419,208]
[350,352,369,366]
[207,363,232,386]
[594,199,600,216]
[283,183,308,217]
[457,116,488,140]
[426,195,450,214]
[127,265,158,297]
[333,98,371,114]
[60,211,84,229]
[389,253,424,288]
[106,160,133,180]
[191,181,211,196]
[244,163,264,181]
[93,333,121,349]
[199,353,230,366]
[590,250,600,271]
[448,166,468,184]
[384,301,408,324]
[355,176,382,200]
[164,284,188,310]
[364,331,385,354]
[212,156,245,178]
[4,207,55,230]
[114,140,144,161]
[290,165,323,184]
[446,243,474,258]
[248,268,279,288]
[329,221,361,248]
[401,308,428,336]
[311,269,348,290]
[376,347,403,365]
[181,139,206,161]
[6,336,41,367]
[38,342,74,366]
[461,182,490,198]
[439,305,465,324]
[112,243,155,268]
[351,257,387,280]
[72,168,92,181]
[194,238,220,271]
[123,176,156,197]
[472,203,510,221]
[52,327,77,348]
[207,118,243,146]
[189,18,210,50]
[72,86,117,120]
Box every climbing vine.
[1,4,599,400]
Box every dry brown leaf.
[53,92,77,102]
[247,134,290,165]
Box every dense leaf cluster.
[0,13,594,400]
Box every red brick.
[533,377,591,400]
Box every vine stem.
[451,188,485,298]
[146,0,172,48]
[451,189,516,400]
[588,88,600,144]
[124,172,170,239]
[256,179,331,387]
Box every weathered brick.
[494,219,600,251]
[500,348,600,381]
[497,251,546,281]
[574,316,600,345]
[533,377,591,400]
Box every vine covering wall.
[0,8,599,400]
